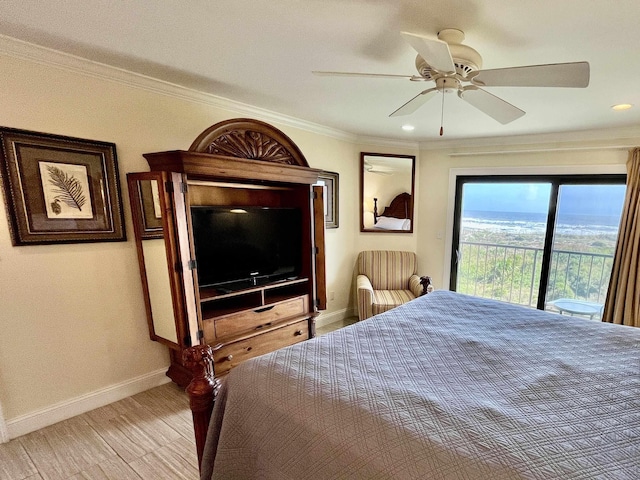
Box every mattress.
[201,290,640,479]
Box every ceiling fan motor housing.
[437,28,483,77]
[415,56,434,79]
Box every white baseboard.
[315,307,356,329]
[2,311,355,442]
[5,368,170,440]
[0,401,9,443]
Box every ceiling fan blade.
[312,71,415,79]
[470,62,590,88]
[459,87,525,124]
[401,32,456,74]
[389,88,438,117]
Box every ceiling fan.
[364,159,395,175]
[313,29,589,133]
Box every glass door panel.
[544,184,626,318]
[454,182,551,307]
[451,175,626,316]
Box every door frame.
[443,164,627,290]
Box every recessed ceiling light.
[611,104,633,111]
[402,124,415,131]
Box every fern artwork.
[38,161,94,219]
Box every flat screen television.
[191,206,303,291]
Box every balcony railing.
[456,241,614,308]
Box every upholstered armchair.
[356,250,431,321]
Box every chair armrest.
[357,274,374,293]
[409,275,434,297]
[408,275,422,297]
[357,274,374,321]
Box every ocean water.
[462,210,621,236]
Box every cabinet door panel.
[313,185,327,310]
[128,172,200,349]
[128,172,181,348]
[169,172,201,347]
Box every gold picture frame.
[135,178,164,239]
[0,127,126,245]
[317,170,339,229]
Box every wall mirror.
[360,152,415,233]
[128,174,179,346]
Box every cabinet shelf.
[201,292,262,321]
[200,278,310,321]
[199,277,309,303]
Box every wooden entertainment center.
[127,118,326,387]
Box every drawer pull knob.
[254,305,275,313]
[294,330,303,336]
[225,354,234,361]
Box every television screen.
[191,206,302,291]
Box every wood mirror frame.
[360,152,415,233]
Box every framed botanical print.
[0,127,126,245]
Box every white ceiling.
[0,0,639,144]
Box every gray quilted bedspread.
[201,290,639,479]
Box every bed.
[373,192,412,230]
[186,290,639,479]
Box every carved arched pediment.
[189,118,309,167]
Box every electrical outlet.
[329,291,335,301]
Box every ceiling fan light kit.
[314,28,590,134]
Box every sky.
[462,182,626,216]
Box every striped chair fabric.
[356,251,423,321]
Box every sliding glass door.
[450,175,626,317]
[543,184,626,314]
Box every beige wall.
[1,44,636,434]
[0,54,323,423]
[0,49,420,428]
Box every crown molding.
[0,34,359,143]
[354,135,420,150]
[3,34,630,153]
[419,125,640,153]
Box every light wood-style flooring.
[0,318,357,480]
[316,316,357,335]
[0,382,197,480]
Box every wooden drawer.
[214,319,309,375]
[213,295,309,340]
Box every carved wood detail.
[380,192,412,219]
[189,118,309,167]
[204,130,296,164]
[184,344,220,470]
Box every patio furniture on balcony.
[547,298,604,320]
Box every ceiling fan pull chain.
[439,88,445,136]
